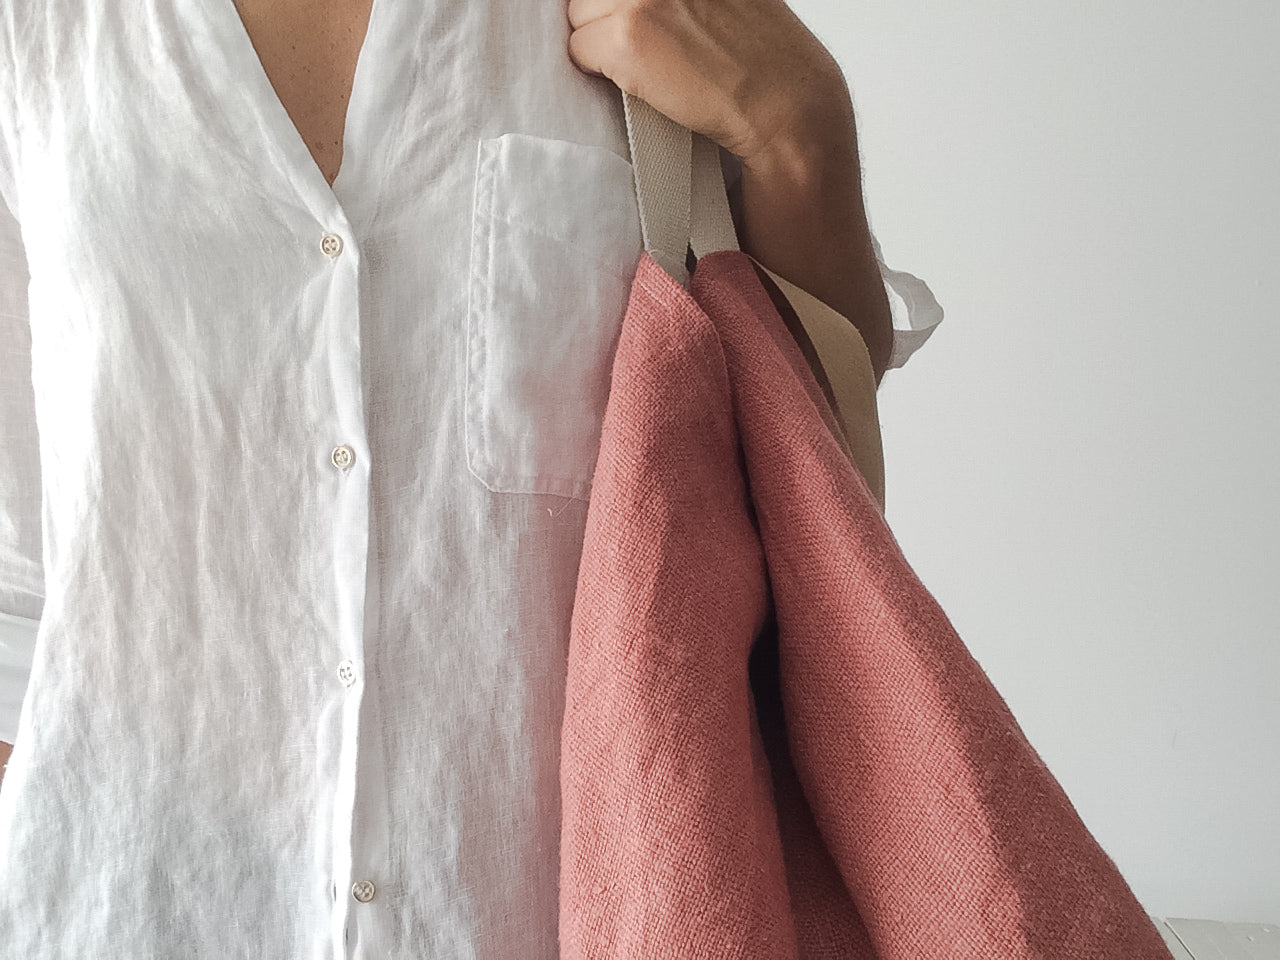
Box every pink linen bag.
[557,89,1175,960]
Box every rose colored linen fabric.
[559,247,1173,960]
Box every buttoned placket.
[240,35,397,959]
[311,212,376,959]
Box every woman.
[0,0,941,954]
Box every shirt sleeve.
[0,174,43,746]
[718,145,946,372]
[868,230,946,371]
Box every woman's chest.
[229,0,376,186]
[8,0,651,507]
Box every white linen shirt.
[0,1,945,956]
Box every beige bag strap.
[620,90,886,511]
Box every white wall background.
[791,0,1280,924]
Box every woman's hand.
[564,0,895,382]
[564,0,851,167]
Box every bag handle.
[618,89,888,511]
[620,91,739,290]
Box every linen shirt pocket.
[465,133,643,501]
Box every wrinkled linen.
[560,247,1173,959]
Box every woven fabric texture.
[559,247,1173,960]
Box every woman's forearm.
[734,84,894,385]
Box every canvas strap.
[620,91,738,290]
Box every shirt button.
[331,445,354,470]
[320,232,343,257]
[336,660,357,687]
[351,880,376,903]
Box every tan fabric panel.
[747,257,886,513]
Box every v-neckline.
[212,0,387,216]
